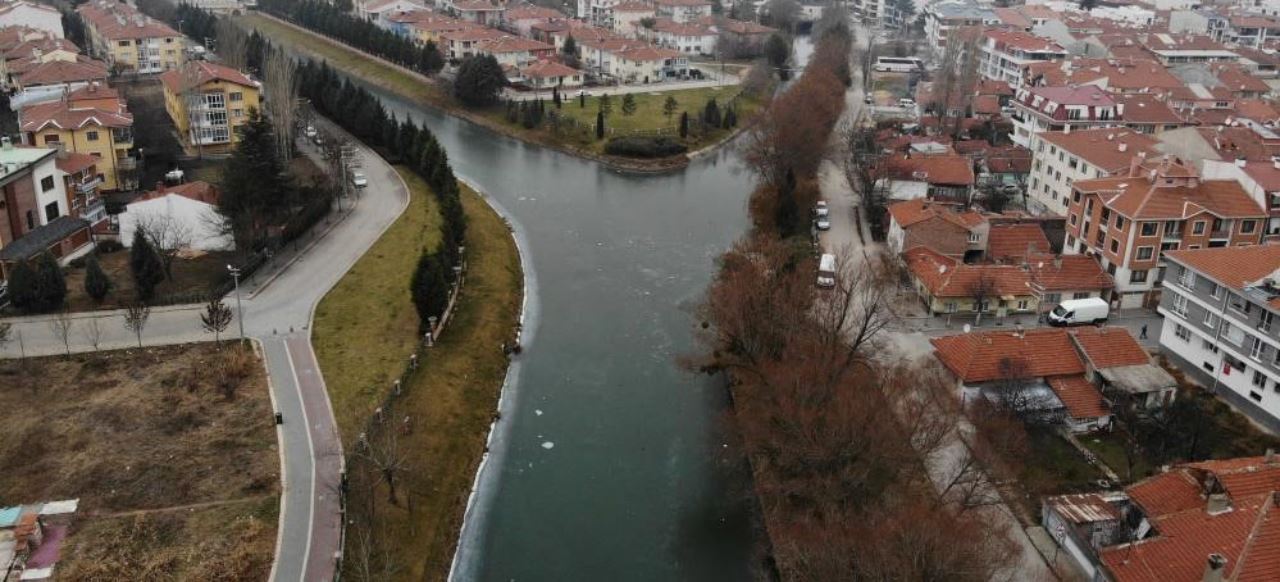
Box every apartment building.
[159,61,261,155]
[1009,85,1124,148]
[923,1,998,57]
[76,0,184,74]
[979,30,1067,87]
[1064,156,1266,308]
[653,0,712,24]
[577,0,622,26]
[647,19,716,55]
[1203,157,1280,237]
[1221,13,1280,47]
[1027,128,1159,215]
[0,1,63,39]
[610,2,654,37]
[1158,245,1280,432]
[18,83,135,191]
[0,141,91,279]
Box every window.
[43,201,58,221]
[1262,311,1275,333]
[1210,282,1222,299]
[1231,293,1254,314]
[117,40,130,47]
[1102,209,1112,223]
[1177,265,1194,287]
[1251,391,1264,402]
[1131,270,1149,283]
[1252,337,1265,360]
[42,134,58,145]
[1115,216,1125,230]
[1070,214,1078,226]
[1073,191,1081,203]
[1254,370,1267,388]
[230,92,243,102]
[1204,339,1220,352]
[1175,323,1191,342]
[944,301,957,313]
[40,176,54,192]
[1206,312,1220,329]
[1194,220,1207,235]
[1141,222,1158,236]
[1016,299,1029,310]
[968,232,980,243]
[86,130,99,142]
[1242,219,1258,234]
[1044,293,1061,304]
[1109,238,1119,253]
[1073,292,1091,299]
[1173,293,1189,316]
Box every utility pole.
[228,264,245,340]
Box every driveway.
[0,115,410,582]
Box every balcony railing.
[73,176,101,194]
[117,156,137,170]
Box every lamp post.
[228,264,245,340]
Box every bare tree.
[0,321,11,355]
[262,47,299,161]
[357,426,408,506]
[966,272,997,326]
[200,297,234,345]
[82,317,104,352]
[135,212,193,281]
[48,310,74,358]
[123,302,151,349]
[216,18,250,72]
[930,29,981,138]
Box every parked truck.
[1047,297,1109,326]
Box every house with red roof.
[886,198,988,259]
[904,246,1040,317]
[1043,454,1280,582]
[881,154,977,204]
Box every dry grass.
[0,343,279,580]
[311,170,521,580]
[312,168,441,444]
[61,249,238,312]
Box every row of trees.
[259,0,444,75]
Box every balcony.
[111,128,133,145]
[73,176,101,194]
[117,156,137,171]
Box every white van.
[1047,297,1109,326]
[817,253,836,288]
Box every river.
[280,33,814,580]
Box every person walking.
[1140,324,1148,340]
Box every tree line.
[258,0,444,76]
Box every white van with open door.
[1047,297,1109,326]
[817,253,836,288]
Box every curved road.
[0,116,407,581]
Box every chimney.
[1267,448,1277,464]
[1054,255,1063,269]
[1119,142,1128,152]
[2,136,12,151]
[1207,492,1231,515]
[1237,157,1248,168]
[1064,124,1072,134]
[1202,554,1227,582]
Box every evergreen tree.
[622,93,637,116]
[130,229,164,302]
[453,55,507,107]
[84,254,111,304]
[596,110,605,140]
[580,91,586,108]
[410,251,451,331]
[704,98,721,126]
[663,95,679,123]
[553,87,562,108]
[30,252,66,312]
[599,93,613,117]
[680,111,689,138]
[219,109,292,245]
[6,259,38,313]
[562,35,577,59]
[724,107,737,128]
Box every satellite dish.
[963,324,972,333]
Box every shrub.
[603,136,689,158]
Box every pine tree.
[130,229,164,302]
[680,111,689,138]
[6,258,38,313]
[410,251,451,331]
[580,91,586,108]
[663,95,679,123]
[599,93,613,117]
[84,254,111,303]
[219,109,292,246]
[622,93,637,116]
[596,110,605,140]
[553,86,561,108]
[704,98,721,126]
[35,252,65,311]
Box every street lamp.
[228,264,245,340]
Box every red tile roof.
[520,59,579,79]
[1165,246,1280,308]
[1047,375,1110,419]
[930,328,1087,383]
[886,199,986,230]
[159,61,257,95]
[1046,493,1122,524]
[987,223,1051,261]
[138,181,218,205]
[1076,163,1266,220]
[55,152,97,175]
[1070,326,1150,368]
[1027,254,1115,292]
[19,98,132,131]
[886,155,975,186]
[1101,493,1267,582]
[16,59,108,87]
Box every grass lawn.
[311,169,522,580]
[61,247,238,312]
[240,13,760,160]
[0,343,279,579]
[1082,431,1155,483]
[312,168,441,443]
[1017,429,1105,514]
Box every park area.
[59,246,237,312]
[0,342,279,578]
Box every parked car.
[815,200,829,218]
[817,253,836,288]
[351,172,368,189]
[1047,297,1109,326]
[898,98,916,109]
[816,217,831,230]
[304,125,317,139]
[0,281,8,308]
[863,95,873,105]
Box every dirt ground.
[61,247,238,311]
[0,342,279,580]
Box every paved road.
[0,116,410,582]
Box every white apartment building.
[0,2,63,39]
[980,29,1067,87]
[653,0,712,24]
[1027,129,1159,216]
[923,0,998,57]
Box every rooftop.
[1037,128,1160,173]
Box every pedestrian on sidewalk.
[1140,324,1148,339]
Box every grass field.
[312,168,441,443]
[60,248,237,312]
[240,13,759,160]
[311,169,523,579]
[0,343,279,579]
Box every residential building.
[359,0,429,26]
[1065,156,1267,309]
[923,1,998,57]
[1,36,82,90]
[610,2,654,37]
[1026,253,1115,310]
[577,0,622,27]
[0,140,90,278]
[1222,13,1280,47]
[1158,245,1280,431]
[931,326,1171,432]
[1024,58,1185,95]
[882,154,977,204]
[1009,85,1124,148]
[886,198,987,259]
[0,1,63,39]
[159,61,261,155]
[119,181,232,252]
[904,246,1039,317]
[408,14,472,46]
[519,59,583,89]
[1027,128,1160,216]
[653,0,712,24]
[1109,93,1187,135]
[1043,455,1280,581]
[76,0,185,74]
[439,25,508,60]
[501,4,565,37]
[56,151,105,227]
[1203,157,1280,238]
[448,0,507,27]
[710,18,775,57]
[610,44,686,82]
[18,83,135,191]
[647,19,716,55]
[1137,33,1239,66]
[10,58,109,109]
[979,30,1068,87]
[986,222,1051,262]
[475,35,554,68]
[850,0,901,28]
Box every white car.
[304,125,317,138]
[815,200,829,218]
[816,217,831,231]
[351,172,368,188]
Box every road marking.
[284,340,318,582]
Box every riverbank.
[311,169,523,579]
[239,12,760,174]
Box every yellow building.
[18,83,136,191]
[76,0,185,74]
[159,61,261,155]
